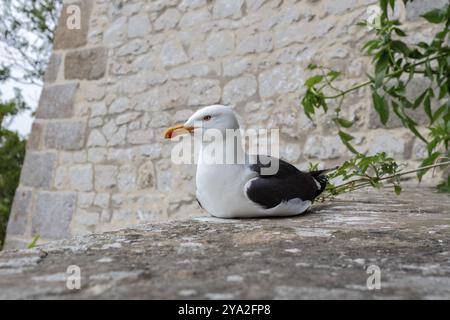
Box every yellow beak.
[163,124,194,139]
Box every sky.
[1,77,41,137]
[0,0,44,138]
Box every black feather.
[246,155,331,209]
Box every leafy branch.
[302,0,450,196]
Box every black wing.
[246,155,328,209]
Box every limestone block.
[213,0,244,19]
[6,189,32,236]
[206,31,235,58]
[160,40,189,67]
[44,121,86,150]
[20,152,56,188]
[32,192,76,239]
[223,75,257,104]
[69,164,94,192]
[53,0,93,49]
[128,14,152,38]
[258,65,304,98]
[43,53,62,83]
[304,136,346,160]
[179,8,211,28]
[36,83,78,119]
[65,47,108,80]
[95,165,118,190]
[188,79,221,106]
[154,8,181,30]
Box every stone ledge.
[1,187,449,299]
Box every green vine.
[302,0,450,196]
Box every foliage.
[27,234,40,249]
[0,0,61,84]
[0,0,62,249]
[0,91,28,249]
[302,0,450,196]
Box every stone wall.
[5,0,448,248]
[2,187,450,299]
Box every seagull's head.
[164,105,239,139]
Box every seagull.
[164,105,331,218]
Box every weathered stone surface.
[188,79,221,106]
[206,31,235,58]
[2,187,450,299]
[53,1,93,49]
[20,152,56,188]
[223,75,257,104]
[405,0,448,20]
[31,192,76,239]
[10,0,448,254]
[160,40,189,67]
[36,83,78,119]
[258,65,304,98]
[127,15,151,38]
[237,32,273,54]
[304,136,346,160]
[179,8,210,28]
[69,165,93,192]
[213,0,244,19]
[178,0,206,11]
[324,0,358,16]
[45,122,86,151]
[103,16,127,44]
[95,165,118,190]
[154,8,181,30]
[26,122,43,150]
[87,130,107,147]
[65,47,108,80]
[222,57,252,77]
[6,189,32,236]
[368,132,408,159]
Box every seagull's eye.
[203,115,212,121]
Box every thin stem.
[329,160,450,193]
[323,53,449,99]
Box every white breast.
[196,163,257,218]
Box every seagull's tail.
[309,166,338,197]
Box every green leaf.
[389,0,396,11]
[338,130,354,143]
[305,75,324,88]
[363,40,381,54]
[27,234,40,249]
[327,70,341,81]
[372,91,389,125]
[437,175,450,193]
[394,184,402,195]
[423,90,433,121]
[421,8,447,24]
[390,40,410,56]
[418,152,440,181]
[338,130,359,154]
[413,89,428,110]
[405,117,428,143]
[380,0,388,16]
[374,50,389,87]
[393,27,407,37]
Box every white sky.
[0,0,44,138]
[1,78,41,137]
